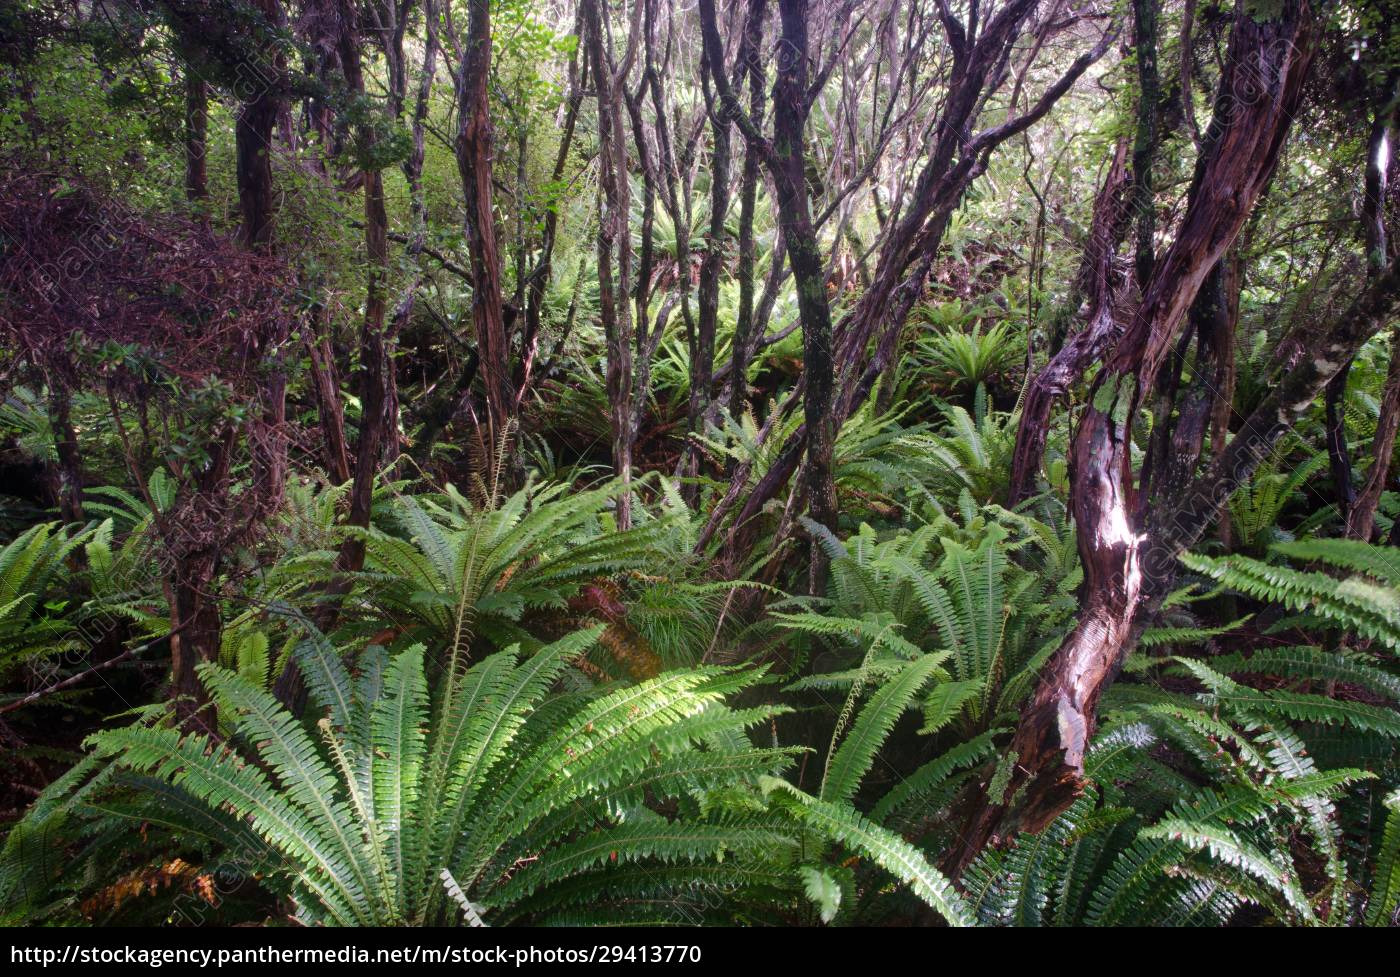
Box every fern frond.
[1368,789,1400,927]
[822,655,944,803]
[764,780,972,927]
[1181,550,1400,650]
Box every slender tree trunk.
[772,0,836,593]
[183,72,207,202]
[1324,361,1356,520]
[165,429,234,733]
[624,18,659,451]
[519,14,584,400]
[697,1,1113,570]
[699,0,837,591]
[1146,258,1239,517]
[338,0,391,574]
[582,0,641,527]
[384,0,441,465]
[1209,253,1243,549]
[1008,135,1132,506]
[1347,326,1400,541]
[273,0,387,711]
[1151,263,1400,566]
[644,1,697,428]
[169,548,221,733]
[729,0,767,422]
[48,385,84,525]
[1343,88,1399,540]
[307,317,352,484]
[456,0,513,465]
[687,29,734,492]
[234,0,284,248]
[1129,0,1158,288]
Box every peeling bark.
[952,1,1317,864]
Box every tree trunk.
[338,0,391,573]
[729,0,768,423]
[169,548,221,734]
[1145,257,1240,525]
[234,0,284,248]
[456,0,512,469]
[384,0,439,462]
[273,0,388,712]
[1008,136,1132,506]
[164,425,235,732]
[48,385,84,525]
[698,1,1112,572]
[306,317,352,485]
[183,72,207,202]
[582,0,640,528]
[1129,0,1158,288]
[1347,325,1400,541]
[1208,253,1243,550]
[1150,263,1400,566]
[951,2,1317,864]
[687,22,735,494]
[771,0,836,594]
[699,0,838,591]
[1342,89,1399,541]
[519,14,584,401]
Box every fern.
[1207,645,1400,702]
[1271,537,1400,588]
[1181,540,1400,650]
[348,476,697,661]
[1368,789,1400,926]
[11,627,814,926]
[763,779,973,926]
[821,654,945,804]
[0,522,91,677]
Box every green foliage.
[6,629,798,925]
[915,313,1023,393]
[1369,789,1400,926]
[910,400,1020,507]
[763,779,973,927]
[963,637,1400,926]
[0,522,89,678]
[346,476,690,654]
[1181,538,1400,651]
[1226,441,1330,551]
[783,504,1077,739]
[0,387,56,465]
[2,626,979,927]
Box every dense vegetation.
[0,0,1398,928]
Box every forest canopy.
[1,0,1399,929]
